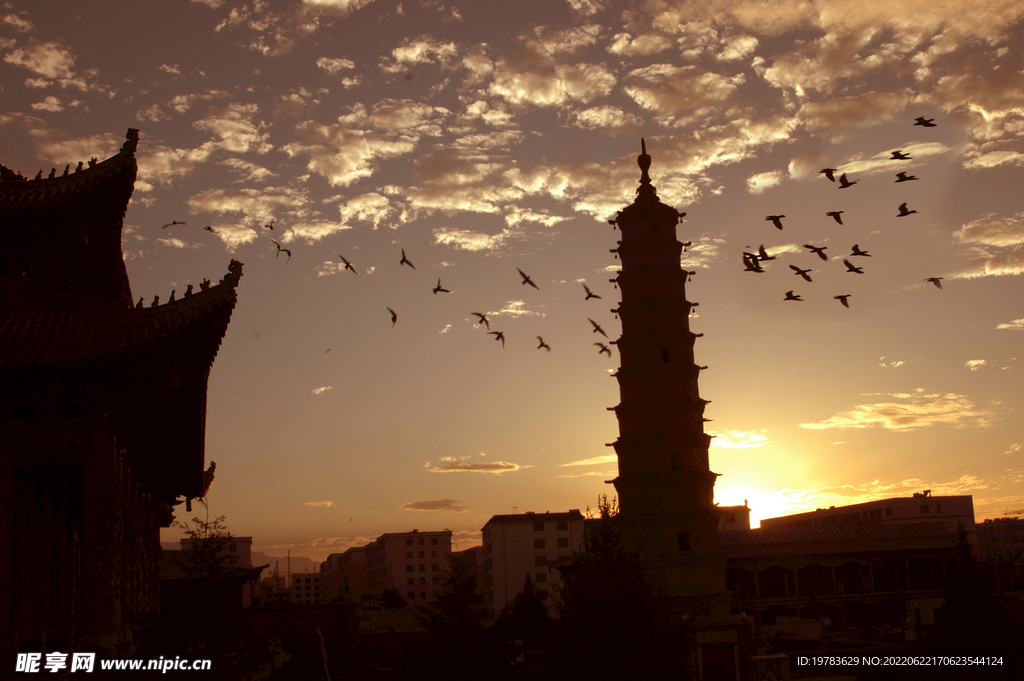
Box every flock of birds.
[741,117,944,307]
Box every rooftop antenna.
[513,502,518,514]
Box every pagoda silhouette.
[0,129,242,658]
[607,140,728,617]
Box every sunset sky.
[3,0,1023,562]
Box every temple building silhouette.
[607,140,728,612]
[0,129,242,659]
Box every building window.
[420,577,426,585]
[726,514,736,524]
[535,556,547,566]
[870,509,882,519]
[431,537,438,545]
[406,565,414,573]
[432,564,440,571]
[937,504,942,513]
[419,564,426,572]
[920,505,930,513]
[432,576,440,584]
[557,538,569,548]
[407,578,415,585]
[536,573,547,583]
[533,522,544,531]
[408,592,415,600]
[406,538,413,546]
[886,507,892,516]
[421,591,427,599]
[419,538,425,545]
[432,551,438,558]
[419,551,425,558]
[556,521,567,531]
[677,531,691,551]
[534,539,546,549]
[406,552,413,559]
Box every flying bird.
[766,215,785,230]
[161,220,186,229]
[742,253,765,273]
[850,244,872,257]
[595,343,612,357]
[387,307,397,327]
[897,202,918,217]
[399,248,416,269]
[890,150,912,160]
[681,241,692,252]
[588,318,608,338]
[803,244,828,261]
[517,268,539,290]
[264,220,275,230]
[583,284,602,300]
[537,336,551,352]
[924,277,944,289]
[789,265,813,282]
[820,168,837,182]
[471,313,490,330]
[826,211,844,225]
[339,255,357,274]
[914,117,937,127]
[757,245,776,261]
[837,173,858,188]
[843,259,864,273]
[204,226,217,234]
[488,331,505,348]
[784,290,803,301]
[834,294,852,308]
[895,172,918,183]
[270,239,292,263]
[433,278,450,294]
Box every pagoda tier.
[606,140,725,601]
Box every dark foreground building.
[0,129,242,660]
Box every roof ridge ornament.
[635,137,657,202]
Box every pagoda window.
[677,531,690,551]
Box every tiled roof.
[1,260,242,366]
[720,522,954,557]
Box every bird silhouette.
[766,215,785,230]
[387,307,397,327]
[757,245,776,261]
[803,244,828,261]
[161,220,186,229]
[837,173,858,188]
[488,331,505,348]
[588,318,608,337]
[270,239,292,263]
[914,117,937,127]
[204,226,217,234]
[820,168,837,182]
[895,172,918,183]
[784,290,803,301]
[890,150,912,160]
[790,265,813,282]
[583,284,602,300]
[897,202,918,217]
[850,244,872,257]
[517,268,539,289]
[471,313,490,330]
[399,248,416,269]
[826,211,844,225]
[595,343,611,357]
[924,277,943,289]
[433,278,450,294]
[843,259,864,273]
[339,255,357,274]
[742,253,765,272]
[264,220,275,230]
[834,294,852,308]
[537,336,551,351]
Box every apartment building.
[365,530,453,605]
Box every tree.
[173,498,234,578]
[417,552,487,679]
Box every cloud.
[424,456,528,474]
[219,158,277,183]
[400,499,467,512]
[32,130,121,166]
[800,391,994,431]
[433,228,508,251]
[954,212,1024,248]
[796,90,913,137]
[380,36,458,73]
[4,41,75,79]
[311,386,333,395]
[193,103,273,155]
[879,357,906,368]
[952,244,1024,279]
[316,56,355,74]
[966,360,987,371]
[439,324,452,334]
[560,454,617,467]
[606,31,673,57]
[572,105,643,136]
[709,430,770,449]
[30,95,63,112]
[746,170,784,194]
[3,13,35,32]
[624,64,744,125]
[996,318,1024,330]
[186,185,324,245]
[156,237,202,249]
[680,236,728,270]
[489,300,542,318]
[301,500,333,507]
[839,142,951,176]
[556,469,618,478]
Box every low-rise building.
[365,529,452,605]
[480,510,586,617]
[978,517,1024,559]
[291,573,321,605]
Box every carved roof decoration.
[0,260,242,367]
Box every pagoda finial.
[636,138,656,201]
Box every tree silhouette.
[417,552,487,680]
[173,498,233,578]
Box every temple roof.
[0,260,242,366]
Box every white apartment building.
[480,510,586,617]
[365,529,452,605]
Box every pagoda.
[607,140,727,607]
[0,129,242,657]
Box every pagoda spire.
[635,137,657,202]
